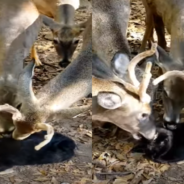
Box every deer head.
[92,43,158,140]
[41,15,86,67]
[152,46,184,126]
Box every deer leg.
[153,14,167,50]
[140,2,154,52]
[31,45,42,66]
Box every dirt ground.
[93,0,184,184]
[0,5,92,184]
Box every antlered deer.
[0,0,92,150]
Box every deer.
[140,0,184,127]
[31,0,88,67]
[0,0,42,132]
[0,0,92,150]
[92,0,157,140]
[92,44,160,140]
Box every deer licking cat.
[0,0,92,150]
[92,0,158,140]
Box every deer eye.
[163,89,169,98]
[73,39,79,45]
[142,113,148,118]
[16,103,22,110]
[53,39,59,44]
[140,113,149,122]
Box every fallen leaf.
[34,177,49,182]
[51,177,59,184]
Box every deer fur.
[92,0,130,68]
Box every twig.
[95,172,132,176]
[42,61,58,69]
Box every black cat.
[131,123,184,163]
[0,131,75,171]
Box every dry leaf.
[85,131,92,137]
[114,174,134,184]
[51,177,59,184]
[116,153,125,161]
[14,178,23,184]
[34,177,49,182]
[142,179,153,184]
[131,170,144,184]
[159,164,170,172]
[80,178,92,184]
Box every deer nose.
[163,113,180,123]
[59,59,71,68]
[137,113,149,122]
[163,114,180,130]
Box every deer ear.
[97,92,122,110]
[92,54,114,80]
[41,15,61,32]
[111,53,130,78]
[156,46,174,73]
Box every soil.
[92,0,184,184]
[0,5,92,184]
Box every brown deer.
[0,0,91,150]
[0,0,41,133]
[32,0,88,67]
[141,0,184,126]
[92,44,159,140]
[92,0,159,140]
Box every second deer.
[0,0,92,150]
[32,0,88,67]
[141,0,184,127]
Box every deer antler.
[139,62,152,103]
[0,103,54,150]
[123,42,156,103]
[153,70,184,85]
[34,123,54,150]
[109,43,156,99]
[128,42,157,87]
